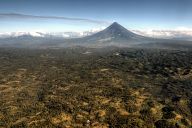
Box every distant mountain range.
[0,22,192,50]
[1,24,192,41]
[0,31,98,39]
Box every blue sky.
[0,0,192,32]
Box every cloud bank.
[132,29,192,40]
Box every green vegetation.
[0,47,191,127]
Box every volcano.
[73,22,153,47]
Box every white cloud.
[132,28,192,39]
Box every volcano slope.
[0,47,192,128]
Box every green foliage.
[0,47,192,127]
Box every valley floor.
[0,47,192,128]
